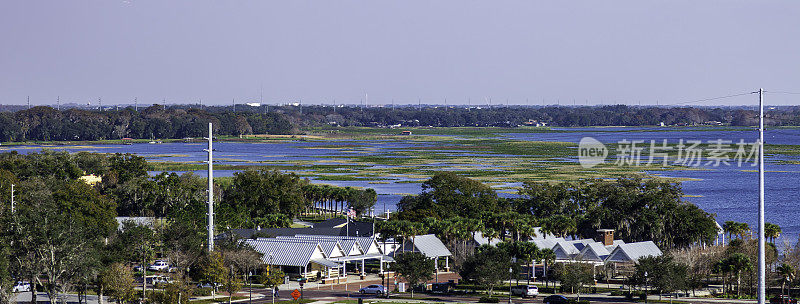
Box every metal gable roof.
[243,239,324,267]
[578,242,611,262]
[292,235,379,255]
[552,242,580,260]
[261,237,346,258]
[532,238,565,250]
[402,234,452,258]
[605,241,662,263]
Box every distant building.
[115,217,157,230]
[236,230,451,282]
[532,229,660,265]
[523,119,547,127]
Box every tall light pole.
[206,123,214,252]
[9,184,14,214]
[508,267,513,304]
[758,88,766,304]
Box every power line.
[665,92,757,106]
[765,90,800,95]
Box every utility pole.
[27,96,30,109]
[206,123,214,252]
[134,97,138,111]
[99,97,103,111]
[233,98,236,113]
[57,96,60,111]
[757,88,766,304]
[10,184,14,214]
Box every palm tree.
[737,222,751,240]
[725,253,753,296]
[722,221,737,242]
[542,214,576,238]
[765,223,782,244]
[713,260,729,295]
[778,263,794,300]
[540,248,556,288]
[512,242,539,284]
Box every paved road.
[11,271,757,304]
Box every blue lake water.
[2,128,799,243]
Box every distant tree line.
[287,104,800,128]
[0,105,294,142]
[4,104,800,142]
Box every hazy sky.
[2,1,799,106]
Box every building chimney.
[596,229,615,246]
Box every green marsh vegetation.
[9,126,800,192]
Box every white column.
[206,123,214,252]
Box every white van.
[13,282,31,293]
[510,285,538,298]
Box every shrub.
[478,296,499,303]
[193,287,213,296]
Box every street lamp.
[508,267,513,304]
[644,271,648,303]
[269,253,274,304]
[248,271,252,304]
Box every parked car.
[197,282,223,289]
[151,276,173,287]
[359,284,387,295]
[430,282,455,294]
[542,295,568,304]
[12,282,31,293]
[148,260,170,272]
[770,295,798,304]
[510,285,538,298]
